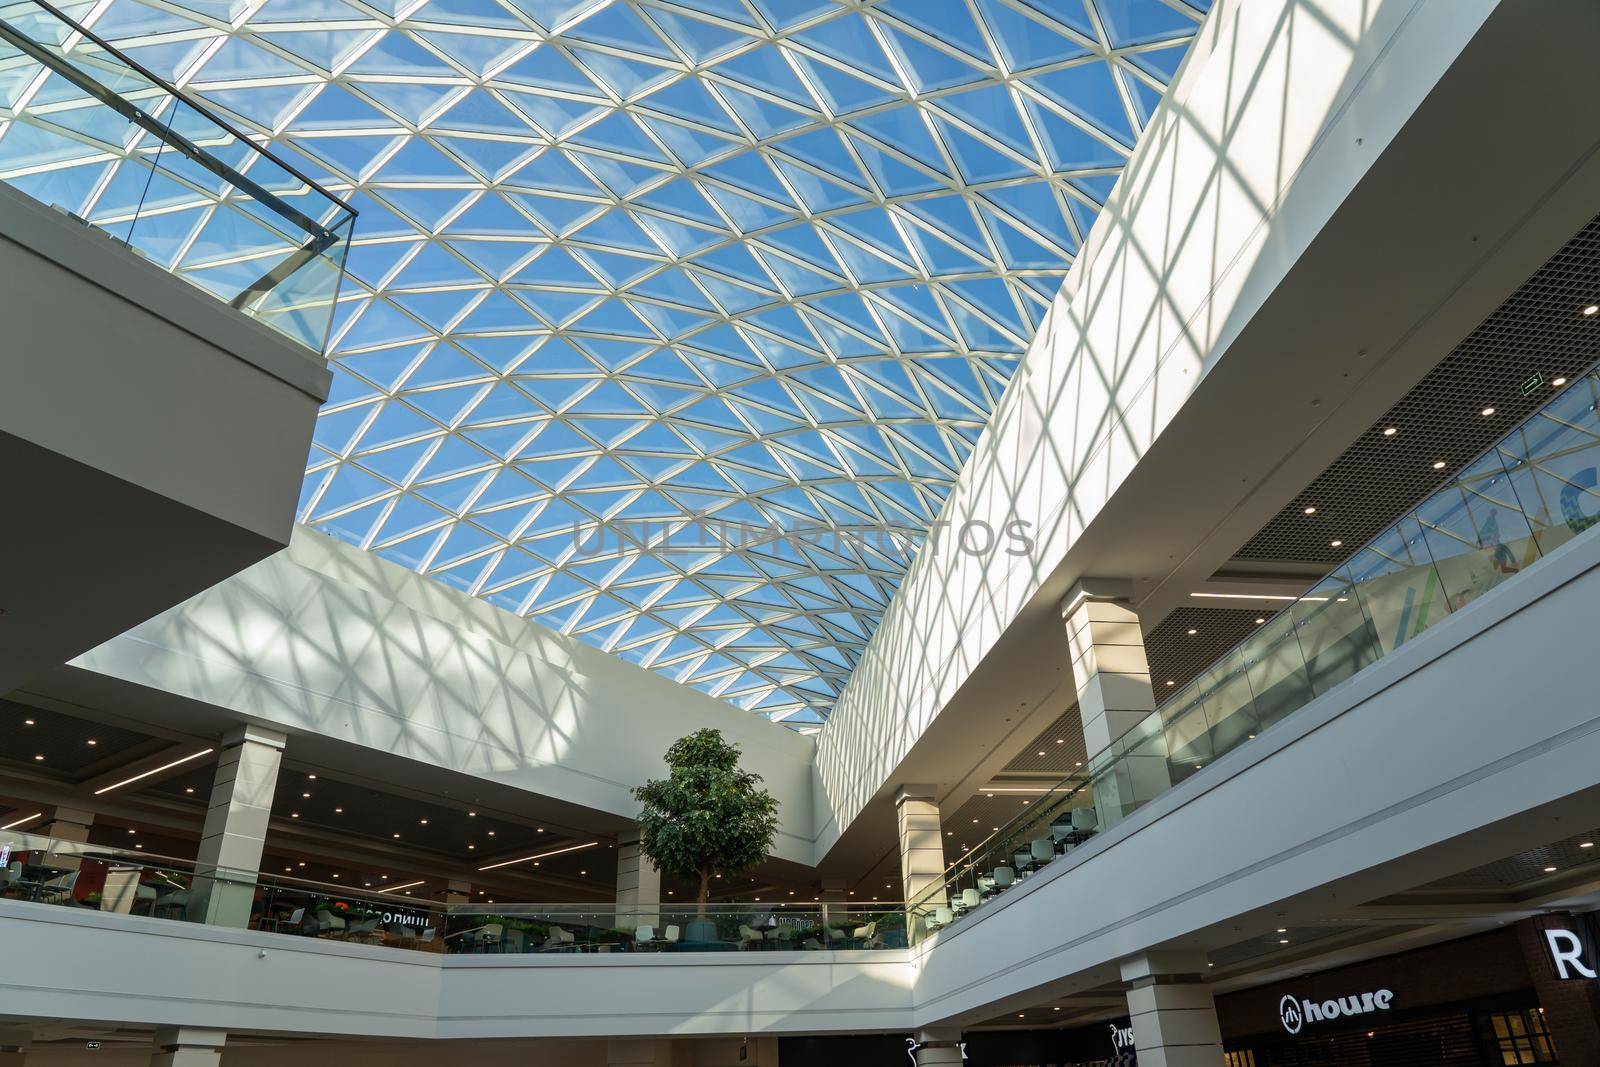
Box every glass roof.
[73,0,1204,726]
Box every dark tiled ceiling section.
[1420,828,1600,890]
[1147,607,1276,707]
[1002,704,1085,775]
[0,699,159,778]
[1236,211,1600,565]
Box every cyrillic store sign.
[1277,989,1394,1035]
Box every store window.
[1474,1008,1558,1065]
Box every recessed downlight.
[1583,305,1598,316]
[1432,460,1447,470]
[1303,506,1316,515]
[1330,539,1343,548]
[1553,377,1569,387]
[1382,427,1398,436]
[1480,406,1496,416]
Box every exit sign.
[1523,372,1544,396]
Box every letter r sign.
[1545,928,1599,980]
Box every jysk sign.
[1277,988,1394,1035]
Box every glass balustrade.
[908,369,1600,944]
[0,0,354,352]
[0,831,908,954]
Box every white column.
[896,785,947,941]
[1061,579,1170,822]
[192,723,285,928]
[1120,952,1223,1067]
[40,805,93,871]
[911,1030,964,1067]
[616,827,660,929]
[149,1028,225,1067]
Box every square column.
[616,827,660,929]
[1061,580,1170,823]
[896,785,946,939]
[40,805,93,871]
[150,1028,225,1067]
[1120,952,1223,1067]
[911,1030,964,1067]
[191,723,285,928]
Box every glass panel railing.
[0,832,907,954]
[0,0,354,352]
[908,366,1600,945]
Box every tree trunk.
[698,869,711,916]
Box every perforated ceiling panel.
[1235,211,1600,565]
[1419,828,1600,890]
[1145,605,1272,706]
[1001,703,1085,775]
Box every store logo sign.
[1109,1022,1135,1050]
[1544,929,1598,980]
[1278,989,1393,1034]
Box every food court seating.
[738,924,765,949]
[992,866,1015,891]
[542,926,575,952]
[960,888,981,912]
[851,920,879,949]
[1030,838,1055,867]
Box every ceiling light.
[468,811,476,817]
[332,873,339,879]
[1584,305,1598,316]
[291,813,300,819]
[1187,628,1198,635]
[419,819,428,825]
[487,831,495,836]
[1553,377,1569,386]
[477,840,598,872]
[1165,680,1175,686]
[32,755,43,761]
[334,807,343,813]
[468,844,475,850]
[302,792,311,798]
[1303,506,1316,515]
[379,880,425,893]
[1383,427,1398,436]
[185,787,195,794]
[1480,406,1496,416]
[1254,617,1265,625]
[0,812,43,831]
[1545,866,1558,873]
[1330,539,1342,547]
[127,828,135,834]
[1036,751,1045,756]
[86,739,97,746]
[392,833,400,838]
[307,774,316,780]
[1276,928,1286,933]
[580,870,587,876]
[22,719,33,726]
[1055,738,1064,744]
[1432,460,1447,470]
[1053,1008,1060,1012]
[94,748,215,795]
[1581,842,1594,849]
[1278,939,1289,944]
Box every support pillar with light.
[191,723,285,928]
[149,1028,225,1067]
[616,827,660,930]
[1120,951,1223,1067]
[1061,579,1170,823]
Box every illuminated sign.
[1278,989,1394,1035]
[1544,928,1598,980]
[1109,1021,1135,1051]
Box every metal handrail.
[0,0,356,251]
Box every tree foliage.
[632,728,780,908]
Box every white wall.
[811,0,1502,853]
[908,525,1600,1027]
[68,528,820,861]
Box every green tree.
[632,728,780,911]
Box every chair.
[1012,849,1034,874]
[960,888,981,912]
[0,861,22,896]
[1071,808,1098,835]
[663,925,680,947]
[421,927,436,944]
[992,866,1015,891]
[931,907,954,930]
[36,871,76,905]
[153,889,189,920]
[503,927,526,953]
[542,926,575,952]
[393,925,418,945]
[851,921,879,949]
[635,924,655,948]
[738,924,765,949]
[977,874,997,898]
[314,910,346,937]
[100,866,145,915]
[479,922,504,953]
[284,906,306,933]
[1030,838,1055,867]
[1050,819,1074,844]
[771,926,795,948]
[347,918,381,944]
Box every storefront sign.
[1109,1021,1135,1051]
[1543,927,1598,979]
[1277,989,1394,1034]
[381,907,429,928]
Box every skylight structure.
[21,0,1205,725]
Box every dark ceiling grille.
[0,698,159,778]
[1419,828,1600,890]
[1002,704,1086,775]
[1147,606,1277,707]
[1236,211,1600,564]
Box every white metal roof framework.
[26,0,1204,725]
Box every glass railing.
[908,368,1600,943]
[0,831,908,954]
[0,0,354,352]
